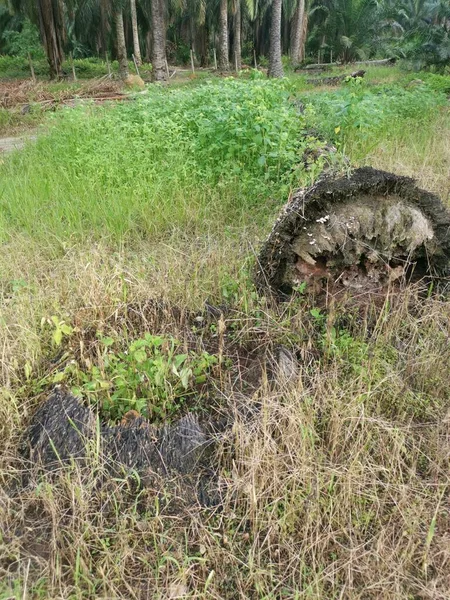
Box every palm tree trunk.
[38,0,64,79]
[99,0,110,57]
[218,0,229,71]
[268,0,284,77]
[115,10,129,79]
[300,11,308,62]
[145,28,152,63]
[198,23,208,67]
[130,0,142,65]
[283,9,289,54]
[151,0,168,81]
[232,0,241,71]
[290,0,305,65]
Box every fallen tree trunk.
[307,69,365,86]
[256,168,450,295]
[355,57,396,66]
[301,57,396,70]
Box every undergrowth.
[56,331,218,422]
[0,67,449,598]
[308,76,448,159]
[0,55,153,80]
[0,78,333,244]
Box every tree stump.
[23,388,210,474]
[256,168,450,295]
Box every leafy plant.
[308,79,447,156]
[58,333,218,422]
[1,19,44,59]
[42,315,75,347]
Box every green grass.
[307,76,447,157]
[0,79,333,244]
[1,66,450,598]
[0,103,44,133]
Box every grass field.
[1,66,449,599]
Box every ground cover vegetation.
[0,64,449,598]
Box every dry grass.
[364,110,450,203]
[0,77,127,136]
[1,273,450,598]
[1,71,450,599]
[0,77,125,109]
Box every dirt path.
[0,133,37,153]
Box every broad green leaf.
[133,350,147,363]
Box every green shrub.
[1,19,44,60]
[0,55,153,80]
[0,54,49,78]
[54,333,218,422]
[419,72,450,95]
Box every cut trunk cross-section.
[256,168,450,296]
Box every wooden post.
[165,58,170,79]
[253,49,257,69]
[330,49,333,64]
[27,53,36,83]
[213,48,217,70]
[69,52,77,81]
[235,51,238,74]
[132,54,141,77]
[317,51,320,65]
[106,52,112,78]
[190,49,195,74]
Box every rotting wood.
[255,167,450,296]
[301,57,396,70]
[21,388,218,505]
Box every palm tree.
[218,0,229,70]
[130,0,142,64]
[232,0,242,69]
[290,0,307,64]
[308,0,378,62]
[34,0,65,78]
[268,0,283,76]
[151,0,168,80]
[114,5,129,78]
[100,0,111,56]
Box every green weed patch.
[308,76,447,157]
[0,79,331,243]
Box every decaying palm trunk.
[115,10,129,79]
[151,0,168,81]
[130,0,142,66]
[218,0,229,71]
[23,389,212,485]
[256,168,450,295]
[268,0,284,78]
